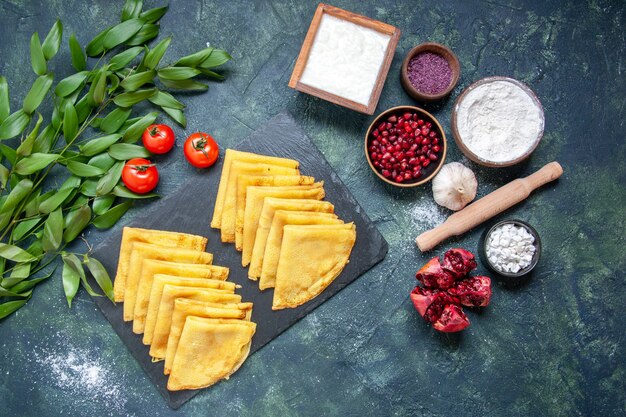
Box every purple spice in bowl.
[408,52,452,95]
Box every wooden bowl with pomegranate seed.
[365,106,447,188]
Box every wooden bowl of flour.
[451,77,545,167]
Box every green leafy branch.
[0,0,232,318]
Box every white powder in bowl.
[455,79,544,163]
[299,13,391,106]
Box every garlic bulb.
[432,162,478,211]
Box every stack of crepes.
[113,227,255,391]
[211,150,357,309]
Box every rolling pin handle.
[415,226,450,252]
[523,161,563,190]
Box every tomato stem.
[193,132,210,159]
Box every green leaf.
[0,110,32,140]
[139,6,168,24]
[61,175,82,190]
[107,74,120,93]
[108,143,151,160]
[96,161,124,195]
[0,243,37,262]
[39,187,75,214]
[30,32,47,75]
[159,78,208,91]
[198,49,232,69]
[157,67,201,81]
[88,153,116,171]
[66,161,105,177]
[13,218,42,241]
[109,47,144,71]
[0,299,29,319]
[42,20,63,60]
[113,88,156,107]
[69,33,86,71]
[23,74,54,115]
[9,262,31,281]
[91,67,108,106]
[63,103,78,141]
[75,95,93,124]
[175,47,214,67]
[125,23,159,46]
[51,104,61,130]
[79,133,122,156]
[122,111,157,143]
[102,108,132,134]
[0,76,9,124]
[72,193,89,207]
[113,185,158,199]
[0,164,9,188]
[148,90,184,110]
[121,0,143,21]
[144,37,171,69]
[92,201,132,229]
[16,113,43,157]
[103,18,143,50]
[1,179,33,213]
[93,194,116,215]
[42,208,63,252]
[0,287,31,297]
[84,257,114,302]
[33,124,55,153]
[79,179,97,197]
[54,71,88,97]
[10,270,54,294]
[63,205,91,242]
[161,106,186,128]
[24,189,44,216]
[198,68,225,80]
[120,70,155,92]
[86,27,111,57]
[14,153,58,175]
[62,255,81,307]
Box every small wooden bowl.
[400,42,460,102]
[364,106,447,188]
[451,76,545,168]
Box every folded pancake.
[167,316,256,391]
[249,198,335,280]
[220,161,300,243]
[144,276,240,345]
[123,243,214,322]
[272,223,356,310]
[259,211,342,289]
[241,183,325,258]
[164,299,253,375]
[133,260,230,334]
[150,284,241,360]
[234,175,315,249]
[211,149,299,229]
[114,227,207,302]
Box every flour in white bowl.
[455,79,544,163]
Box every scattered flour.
[410,197,447,233]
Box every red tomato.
[142,124,175,154]
[121,158,159,194]
[183,132,219,168]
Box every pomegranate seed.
[413,170,422,179]
[389,157,396,164]
[422,138,431,145]
[403,113,412,120]
[386,144,394,152]
[419,155,426,161]
[382,152,391,160]
[432,138,439,145]
[396,175,404,183]
[379,122,386,131]
[429,153,438,161]
[426,122,432,128]
[371,152,378,160]
[412,114,418,121]
[381,131,389,137]
[433,145,441,152]
[422,145,429,154]
[429,131,437,138]
[369,146,376,153]
[404,125,413,133]
[404,171,412,181]
[413,165,421,173]
[421,128,429,136]
[409,157,418,166]
[372,140,380,146]
[417,119,425,126]
[384,162,392,169]
[410,121,418,129]
[422,160,431,168]
[406,150,415,158]
[372,130,379,137]
[388,115,397,123]
[382,170,391,178]
[394,144,401,152]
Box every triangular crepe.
[272,223,356,310]
[241,183,325,258]
[211,150,299,229]
[219,161,299,243]
[114,227,207,302]
[167,316,256,391]
[144,276,241,345]
[133,260,230,334]
[164,299,253,375]
[234,175,315,249]
[123,243,214,322]
[259,211,342,289]
[150,284,241,360]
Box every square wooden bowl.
[288,3,401,115]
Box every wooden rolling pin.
[416,161,563,252]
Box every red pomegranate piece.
[448,276,492,307]
[410,287,454,319]
[442,248,477,278]
[415,257,456,289]
[432,304,470,332]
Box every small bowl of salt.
[479,219,542,279]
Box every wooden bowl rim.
[400,42,461,102]
[364,105,447,188]
[451,76,545,168]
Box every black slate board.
[90,111,388,409]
